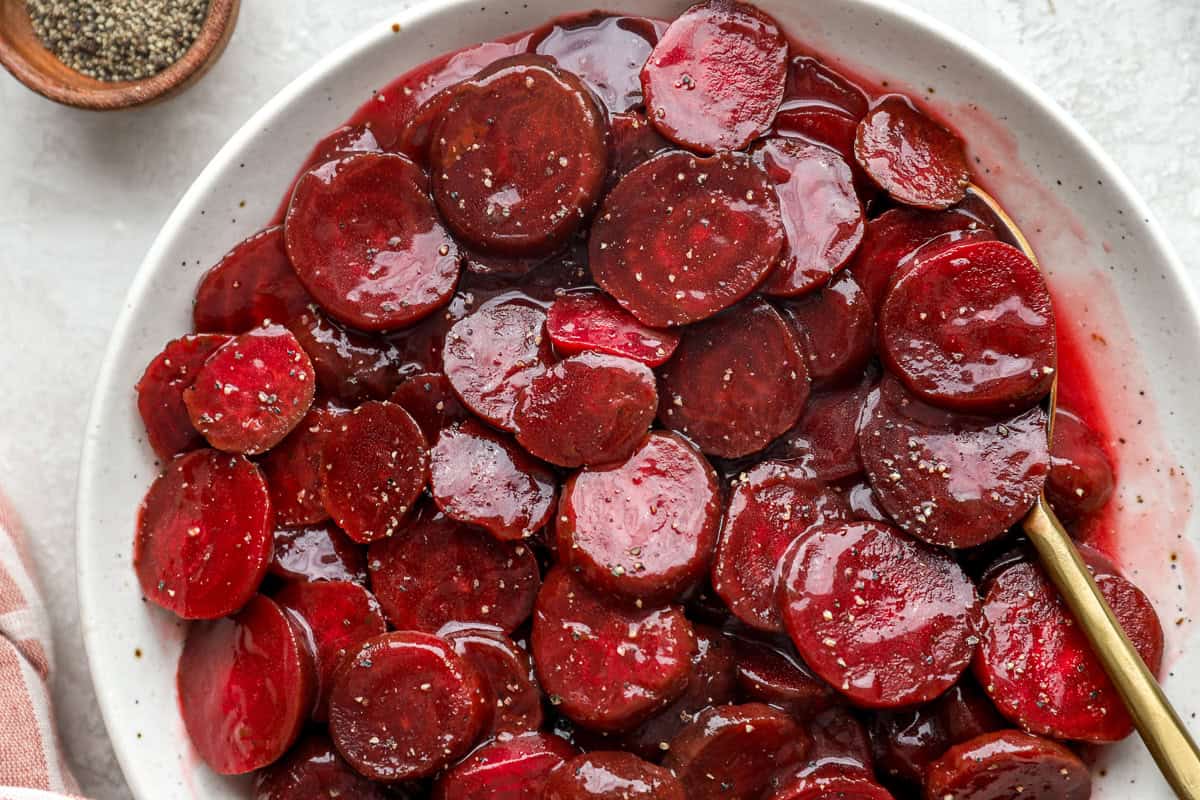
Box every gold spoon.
[967,184,1200,799]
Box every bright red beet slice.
[855,94,970,209]
[546,289,680,367]
[431,731,579,800]
[136,333,232,460]
[178,595,316,774]
[193,227,313,334]
[368,503,540,633]
[781,56,868,119]
[591,151,784,327]
[772,377,875,482]
[926,730,1091,800]
[514,352,657,467]
[254,733,390,800]
[328,631,491,781]
[431,55,608,257]
[608,111,674,183]
[534,13,662,112]
[388,371,468,442]
[287,308,403,404]
[641,0,787,153]
[430,420,557,541]
[780,271,873,388]
[441,623,544,734]
[857,377,1050,548]
[285,152,460,331]
[134,449,272,619]
[765,765,894,800]
[543,751,686,800]
[780,520,981,708]
[259,406,333,526]
[712,461,849,632]
[658,299,809,458]
[558,431,721,601]
[270,522,367,585]
[729,634,838,719]
[1047,407,1115,519]
[532,568,697,732]
[320,401,429,543]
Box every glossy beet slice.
[976,559,1164,742]
[441,623,544,734]
[641,0,787,153]
[432,731,579,800]
[430,420,557,541]
[514,352,657,467]
[285,152,460,331]
[136,333,232,460]
[841,478,891,525]
[713,461,849,632]
[546,289,681,368]
[134,449,272,619]
[781,55,868,119]
[765,765,894,800]
[663,703,810,800]
[780,520,981,708]
[389,371,469,442]
[729,635,838,719]
[255,733,390,800]
[658,299,809,458]
[328,631,490,781]
[259,406,333,526]
[857,377,1050,548]
[270,522,367,585]
[534,13,662,112]
[773,107,860,181]
[443,294,554,431]
[193,226,314,334]
[608,111,674,183]
[592,151,783,327]
[543,751,686,800]
[926,730,1091,800]
[431,55,608,257]
[780,271,874,388]
[183,324,316,455]
[1047,407,1115,519]
[287,308,403,404]
[854,95,970,210]
[754,137,864,297]
[558,431,721,601]
[368,503,540,633]
[178,595,316,774]
[803,707,874,773]
[772,377,875,483]
[320,401,429,543]
[532,568,696,732]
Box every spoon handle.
[1024,496,1200,799]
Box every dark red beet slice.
[134,449,272,619]
[663,703,810,800]
[641,0,788,153]
[857,377,1050,548]
[136,333,232,460]
[658,299,809,458]
[255,733,390,800]
[183,325,316,455]
[781,55,868,119]
[546,289,681,368]
[780,520,981,708]
[772,377,875,483]
[395,85,457,166]
[854,95,970,210]
[443,294,554,431]
[514,352,657,467]
[841,478,891,524]
[729,635,838,719]
[926,730,1091,800]
[534,13,662,112]
[713,461,849,632]
[780,271,873,388]
[430,55,608,257]
[976,558,1164,742]
[287,308,404,404]
[765,765,894,800]
[270,522,367,585]
[543,751,685,800]
[193,227,313,334]
[178,595,316,774]
[558,431,721,601]
[754,137,864,297]
[772,108,861,185]
[328,631,490,781]
[804,707,873,773]
[432,731,579,800]
[259,406,333,526]
[608,111,674,183]
[591,151,784,327]
[320,401,429,543]
[441,623,545,734]
[1047,407,1115,519]
[430,420,557,541]
[532,568,696,732]
[285,152,460,331]
[388,371,469,442]
[368,503,540,632]
[275,578,386,720]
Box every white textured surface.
[0,1,1196,797]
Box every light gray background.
[0,1,1196,797]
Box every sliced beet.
[259,406,333,526]
[857,377,1050,548]
[926,730,1091,800]
[854,94,970,210]
[441,623,545,734]
[780,520,981,708]
[841,478,891,525]
[753,137,864,297]
[388,371,469,442]
[557,431,721,601]
[368,503,540,633]
[712,461,850,632]
[270,522,367,585]
[591,151,784,327]
[430,420,557,541]
[532,567,696,732]
[394,85,457,166]
[658,298,809,458]
[546,289,681,368]
[804,707,874,773]
[729,635,838,719]
[255,733,390,800]
[608,111,674,183]
[328,631,491,781]
[772,377,874,483]
[178,595,316,774]
[136,333,232,460]
[765,765,894,800]
[287,308,403,404]
[431,731,579,800]
[641,0,788,153]
[320,401,429,543]
[780,271,874,388]
[193,227,313,334]
[533,13,662,112]
[543,751,686,800]
[772,108,859,180]
[134,449,272,619]
[285,152,460,331]
[781,55,868,119]
[1047,407,1115,519]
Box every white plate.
[77,0,1200,797]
